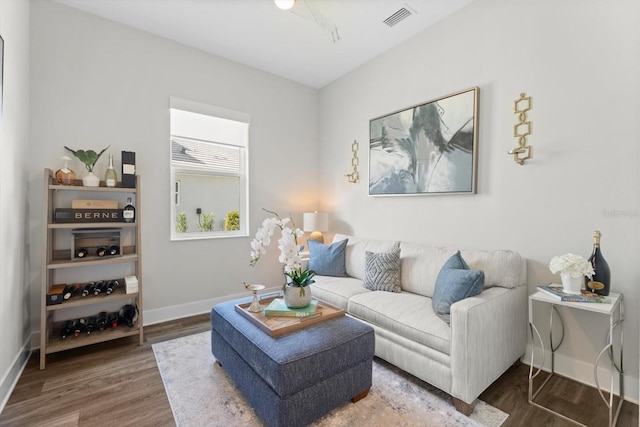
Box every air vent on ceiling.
[383,7,412,27]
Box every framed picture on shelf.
[369,87,479,196]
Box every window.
[170,98,249,240]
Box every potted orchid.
[549,253,594,294]
[250,209,315,308]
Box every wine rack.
[40,169,143,369]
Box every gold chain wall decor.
[345,140,359,183]
[509,93,532,165]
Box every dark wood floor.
[1,314,637,426]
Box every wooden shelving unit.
[40,169,143,369]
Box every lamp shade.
[303,212,328,232]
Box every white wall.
[28,1,319,331]
[0,0,30,412]
[319,0,639,400]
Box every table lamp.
[303,212,328,244]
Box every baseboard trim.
[0,338,31,414]
[143,286,282,326]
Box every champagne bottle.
[119,304,138,328]
[96,311,108,331]
[104,154,118,188]
[586,230,611,296]
[123,197,135,223]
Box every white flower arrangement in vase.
[549,253,594,294]
[250,209,316,303]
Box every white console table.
[528,290,624,426]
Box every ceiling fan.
[275,0,340,43]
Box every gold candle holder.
[244,282,266,312]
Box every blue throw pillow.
[432,251,484,324]
[308,239,348,277]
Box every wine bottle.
[123,197,135,223]
[82,281,96,297]
[108,245,120,256]
[94,280,108,295]
[75,248,88,259]
[107,312,120,328]
[106,280,118,295]
[60,320,74,339]
[119,304,138,328]
[96,246,107,257]
[72,318,86,337]
[104,154,118,188]
[63,284,80,300]
[85,316,96,335]
[96,311,108,331]
[586,230,611,296]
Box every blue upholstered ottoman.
[210,298,375,427]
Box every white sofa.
[309,234,527,415]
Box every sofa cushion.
[348,291,451,355]
[310,276,370,310]
[308,239,348,277]
[333,234,399,280]
[363,248,401,292]
[400,243,458,297]
[399,241,525,297]
[459,248,525,289]
[432,251,484,324]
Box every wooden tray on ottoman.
[235,296,345,337]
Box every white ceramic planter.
[82,171,100,187]
[560,273,583,294]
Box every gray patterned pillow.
[363,248,401,292]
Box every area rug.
[152,331,509,427]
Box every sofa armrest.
[450,285,527,404]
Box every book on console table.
[537,284,611,303]
[264,298,319,317]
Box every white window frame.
[169,97,249,241]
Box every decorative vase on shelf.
[55,156,76,185]
[560,273,583,294]
[283,284,312,309]
[82,171,100,187]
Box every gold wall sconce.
[345,140,359,183]
[509,93,532,165]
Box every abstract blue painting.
[369,87,478,196]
